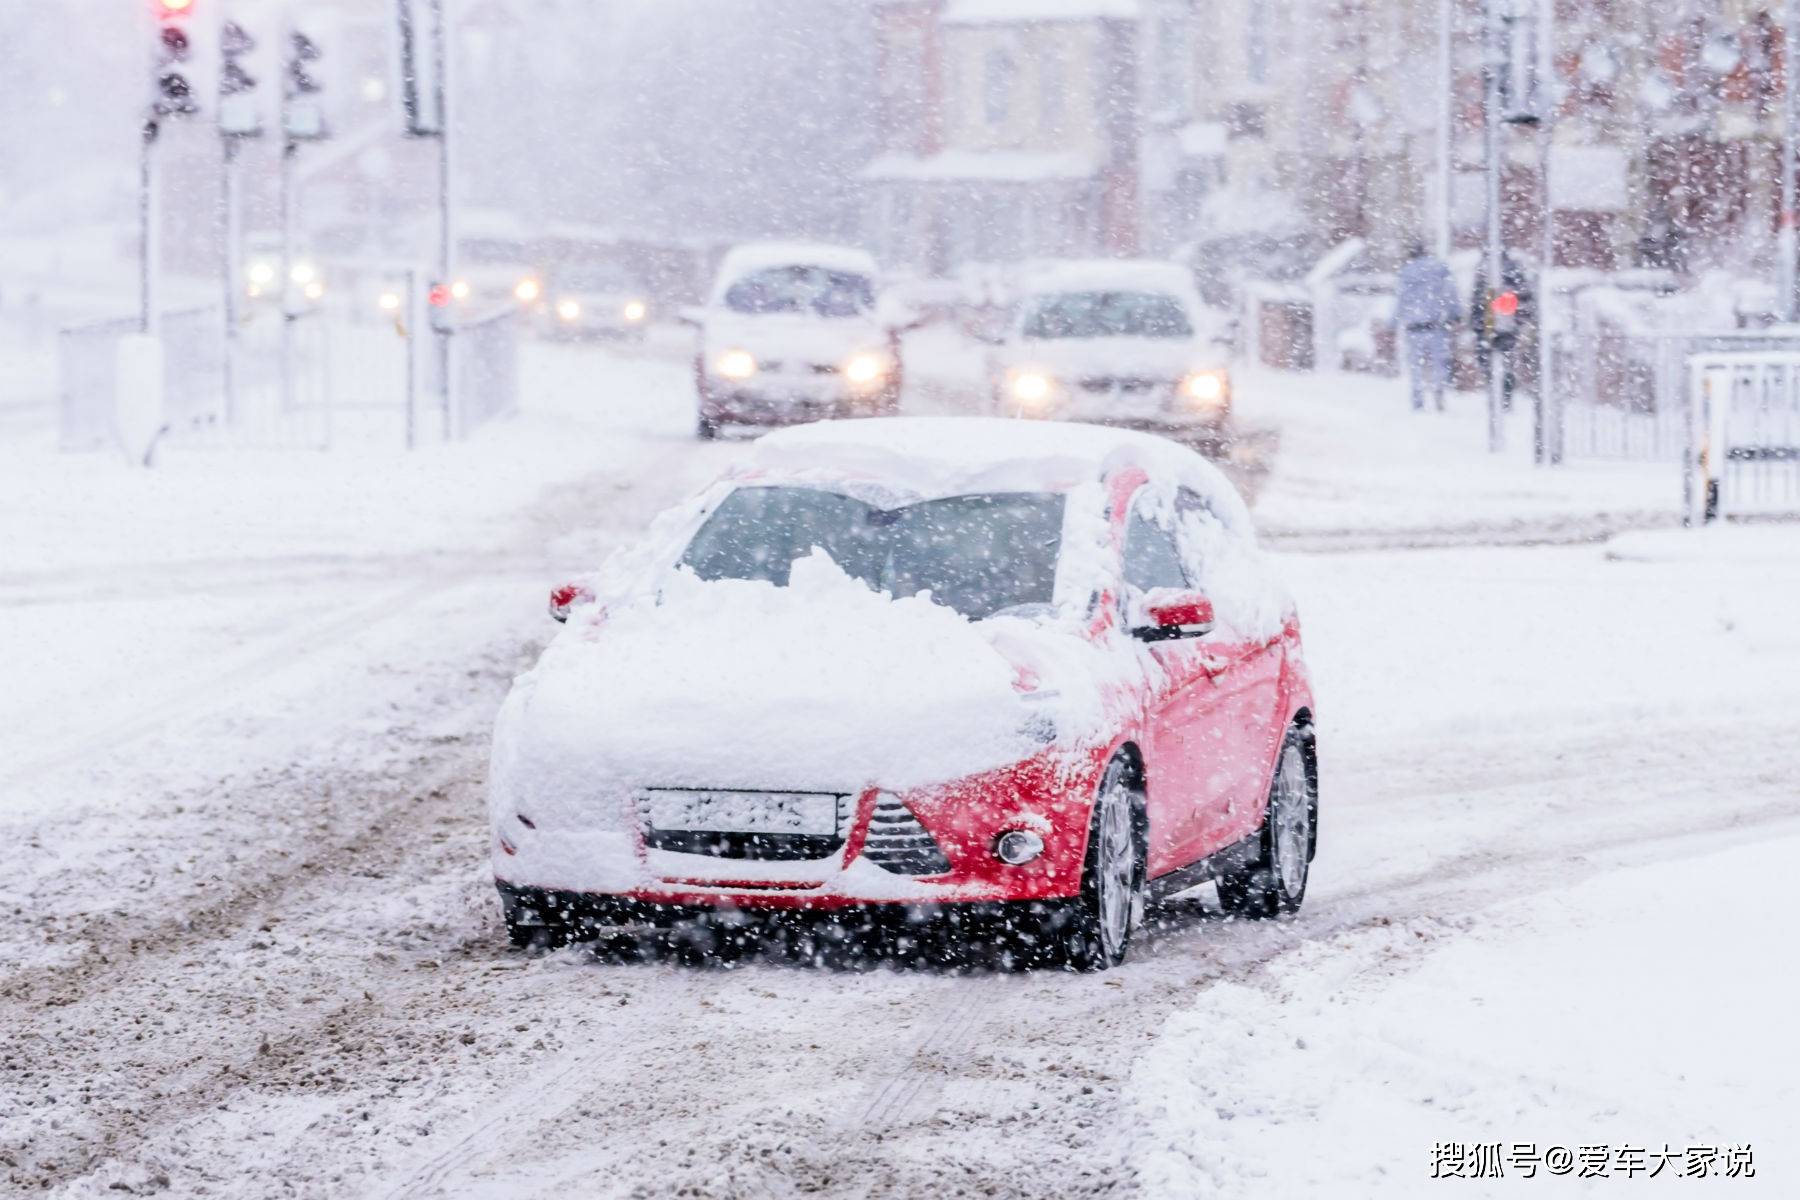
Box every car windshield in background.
[680,487,1065,620]
[559,266,638,293]
[722,266,876,318]
[1022,290,1194,339]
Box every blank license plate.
[642,790,840,837]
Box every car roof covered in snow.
[712,241,879,293]
[1019,258,1200,301]
[740,418,1253,535]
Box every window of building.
[1246,4,1269,86]
[984,48,1017,126]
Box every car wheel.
[696,413,720,440]
[1041,755,1144,971]
[507,920,563,951]
[1217,728,1316,919]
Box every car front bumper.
[702,375,891,426]
[492,754,1101,914]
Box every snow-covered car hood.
[492,554,1109,819]
[997,335,1226,378]
[700,311,888,367]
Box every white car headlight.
[622,299,648,323]
[844,352,888,386]
[515,277,542,304]
[556,298,582,322]
[1182,370,1229,409]
[717,349,758,380]
[1009,370,1054,407]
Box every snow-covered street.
[3,342,1795,1198]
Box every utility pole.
[398,0,455,440]
[1482,0,1507,453]
[1437,0,1454,257]
[219,20,261,427]
[1535,0,1556,464]
[144,0,200,337]
[279,19,327,414]
[431,0,455,440]
[1782,0,1799,322]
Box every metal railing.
[58,308,223,452]
[451,305,520,437]
[59,286,519,456]
[1687,352,1800,523]
[1548,329,1800,464]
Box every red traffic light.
[428,284,452,308]
[1490,291,1520,317]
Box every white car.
[688,242,910,440]
[542,265,652,342]
[991,260,1234,438]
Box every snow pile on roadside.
[1129,830,1800,1198]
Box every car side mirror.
[1131,591,1215,642]
[549,582,595,623]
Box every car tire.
[1039,755,1145,971]
[1216,726,1316,919]
[507,921,558,951]
[696,414,720,440]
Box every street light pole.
[1781,0,1799,321]
[1483,0,1506,453]
[140,118,161,338]
[1437,0,1454,257]
[431,0,455,441]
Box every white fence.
[1687,353,1800,523]
[1548,330,1800,464]
[57,279,518,456]
[58,308,224,451]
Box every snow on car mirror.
[1131,589,1216,642]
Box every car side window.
[1124,508,1188,592]
[1174,486,1221,586]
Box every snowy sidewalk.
[1235,368,1683,543]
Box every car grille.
[860,795,951,875]
[1079,376,1164,394]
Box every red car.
[490,418,1316,969]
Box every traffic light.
[152,1,199,118]
[283,28,328,141]
[218,20,261,136]
[287,31,323,97]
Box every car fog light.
[994,829,1045,866]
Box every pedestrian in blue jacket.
[1394,241,1461,412]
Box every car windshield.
[1021,290,1194,339]
[679,487,1066,620]
[559,266,638,293]
[722,266,875,317]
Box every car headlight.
[717,349,758,380]
[622,299,648,323]
[515,277,542,304]
[1009,370,1054,407]
[1182,370,1229,409]
[556,298,582,322]
[844,352,888,387]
